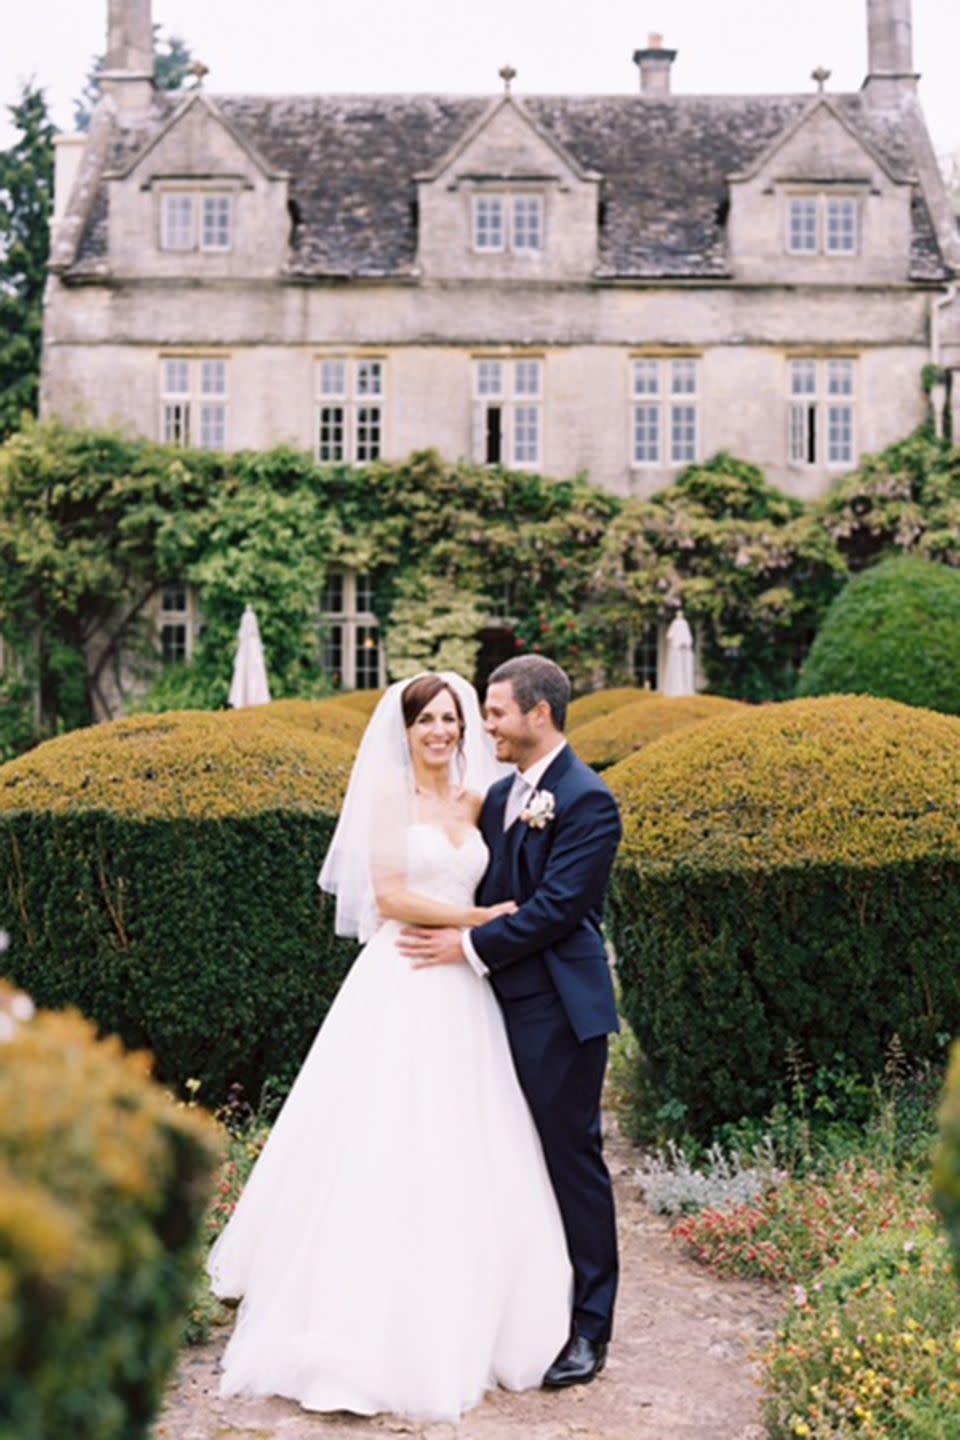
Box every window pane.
[355,574,375,612]
[163,402,190,446]
[322,572,344,614]
[670,404,697,464]
[671,359,697,395]
[355,406,381,462]
[827,359,854,396]
[514,360,541,397]
[512,196,543,251]
[632,360,660,396]
[162,582,187,613]
[474,196,505,251]
[201,194,232,250]
[161,623,187,664]
[162,194,194,250]
[318,406,345,462]
[513,405,539,465]
[826,198,857,254]
[321,621,344,684]
[789,402,817,464]
[199,403,226,449]
[356,360,383,397]
[163,360,191,396]
[788,198,819,253]
[355,625,380,688]
[827,405,854,465]
[484,406,503,464]
[476,361,504,397]
[633,625,659,691]
[319,360,347,397]
[790,359,817,396]
[200,360,227,395]
[633,403,661,463]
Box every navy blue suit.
[471,744,622,1344]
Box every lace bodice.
[405,823,489,909]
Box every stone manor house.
[39,0,960,696]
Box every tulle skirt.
[207,919,572,1421]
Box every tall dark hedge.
[0,709,357,1106]
[606,696,960,1139]
[798,554,960,715]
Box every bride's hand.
[472,900,518,925]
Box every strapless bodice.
[405,823,488,909]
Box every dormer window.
[787,194,858,256]
[472,194,544,254]
[160,191,234,252]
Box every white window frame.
[159,357,229,450]
[471,193,545,254]
[315,358,386,465]
[630,357,701,468]
[786,192,859,257]
[157,580,197,666]
[787,357,857,469]
[159,189,234,253]
[472,357,543,469]
[319,569,384,690]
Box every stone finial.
[190,60,210,88]
[499,65,517,94]
[811,65,831,92]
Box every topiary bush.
[797,555,960,715]
[0,709,356,1106]
[0,984,220,1439]
[606,696,960,1139]
[260,697,369,749]
[568,686,649,729]
[330,689,384,715]
[571,694,744,770]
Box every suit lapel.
[509,744,576,894]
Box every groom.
[398,655,622,1388]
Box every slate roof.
[70,90,950,282]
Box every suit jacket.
[473,744,622,1042]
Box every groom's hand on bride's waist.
[398,927,466,968]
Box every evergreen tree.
[0,83,55,441]
[74,27,193,132]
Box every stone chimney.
[863,0,918,107]
[633,34,677,96]
[100,0,155,115]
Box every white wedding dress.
[208,822,572,1422]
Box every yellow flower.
[792,1422,811,1438]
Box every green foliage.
[798,555,960,715]
[594,454,845,702]
[606,696,960,1138]
[386,573,492,678]
[0,709,357,1104]
[0,84,54,442]
[74,26,194,132]
[571,693,744,770]
[933,1041,960,1281]
[0,987,221,1439]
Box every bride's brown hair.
[401,675,466,756]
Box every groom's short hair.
[487,655,571,732]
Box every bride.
[208,672,572,1421]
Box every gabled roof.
[103,89,288,182]
[728,93,912,186]
[67,89,950,282]
[414,93,601,186]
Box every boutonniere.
[521,788,556,830]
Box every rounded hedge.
[0,985,220,1439]
[568,686,650,729]
[259,697,369,749]
[332,689,385,715]
[798,555,960,715]
[606,696,960,1137]
[0,711,357,1105]
[572,694,744,770]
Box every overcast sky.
[3,0,959,162]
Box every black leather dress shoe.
[542,1332,608,1389]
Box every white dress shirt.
[462,739,568,978]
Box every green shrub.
[606,696,960,1139]
[261,697,368,748]
[933,1041,960,1280]
[0,985,220,1439]
[0,709,356,1105]
[330,689,384,715]
[572,694,743,770]
[797,555,960,715]
[568,686,649,729]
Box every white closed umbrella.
[661,609,696,697]
[228,605,271,708]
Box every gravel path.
[156,1124,784,1440]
